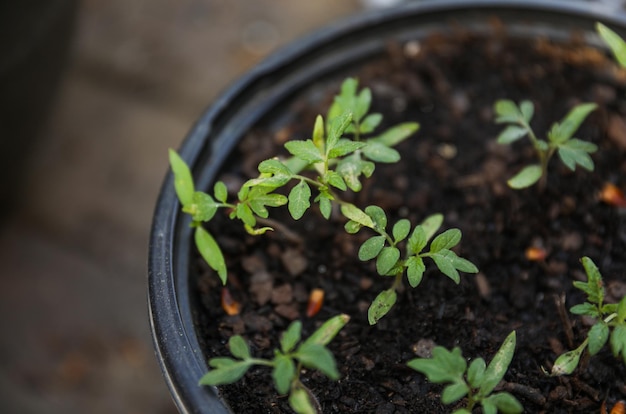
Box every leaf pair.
[408,331,522,414]
[199,314,349,414]
[494,99,597,189]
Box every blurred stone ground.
[0,1,363,413]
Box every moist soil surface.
[193,28,626,413]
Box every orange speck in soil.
[306,288,325,317]
[525,246,548,261]
[600,183,626,207]
[221,287,241,316]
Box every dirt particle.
[281,248,308,276]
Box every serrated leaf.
[420,214,444,242]
[199,360,253,386]
[195,227,227,284]
[368,288,397,325]
[326,171,347,191]
[327,112,353,152]
[169,149,195,206]
[258,158,293,176]
[302,314,350,347]
[442,382,469,405]
[467,358,486,388]
[598,22,626,68]
[285,140,325,164]
[360,113,382,133]
[341,204,374,228]
[214,181,228,203]
[319,195,332,220]
[497,125,528,144]
[430,229,462,252]
[370,122,419,147]
[610,325,626,364]
[392,219,411,242]
[431,251,460,283]
[358,235,386,261]
[328,139,366,159]
[355,87,372,121]
[296,343,339,379]
[569,303,599,316]
[365,205,387,230]
[579,256,604,304]
[406,256,426,288]
[362,142,401,163]
[557,147,593,171]
[494,100,521,123]
[507,164,542,189]
[273,354,296,395]
[550,103,597,143]
[407,346,466,383]
[228,335,251,360]
[618,296,626,321]
[408,225,427,254]
[288,180,311,220]
[587,322,609,355]
[281,321,302,353]
[519,100,534,123]
[244,174,291,188]
[479,331,516,397]
[376,246,400,275]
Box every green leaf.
[326,171,347,191]
[169,149,195,207]
[199,360,253,385]
[214,181,228,203]
[494,100,521,123]
[519,100,534,123]
[368,288,397,325]
[610,325,626,361]
[431,250,461,284]
[557,147,594,171]
[273,354,296,395]
[340,203,374,228]
[362,142,400,163]
[481,398,497,414]
[288,180,311,220]
[289,386,316,414]
[479,331,516,397]
[467,358,486,388]
[344,220,361,234]
[407,346,466,383]
[285,140,325,164]
[598,22,626,68]
[587,322,609,355]
[392,219,411,242]
[326,112,353,152]
[618,296,626,322]
[312,115,325,150]
[442,382,469,405]
[235,203,255,227]
[406,256,426,288]
[430,229,462,252]
[187,192,219,222]
[550,103,597,143]
[569,302,599,317]
[258,158,293,176]
[195,227,227,284]
[243,174,291,188]
[371,122,419,147]
[358,235,386,261]
[420,214,444,242]
[578,256,604,304]
[408,226,427,254]
[281,321,302,353]
[365,205,387,230]
[376,246,400,275]
[507,164,542,189]
[319,194,332,220]
[302,314,350,347]
[244,224,273,236]
[296,343,339,380]
[337,154,364,192]
[497,125,528,144]
[328,139,366,159]
[355,87,372,121]
[360,113,382,133]
[489,392,523,414]
[228,335,251,360]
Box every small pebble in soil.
[411,338,436,358]
[281,248,308,276]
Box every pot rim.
[148,1,626,412]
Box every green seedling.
[493,99,597,189]
[549,257,626,376]
[200,314,349,414]
[170,78,478,324]
[408,331,522,414]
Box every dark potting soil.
[193,27,626,413]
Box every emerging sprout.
[493,99,597,190]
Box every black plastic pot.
[148,1,626,412]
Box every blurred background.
[0,1,400,412]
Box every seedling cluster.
[165,21,626,414]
